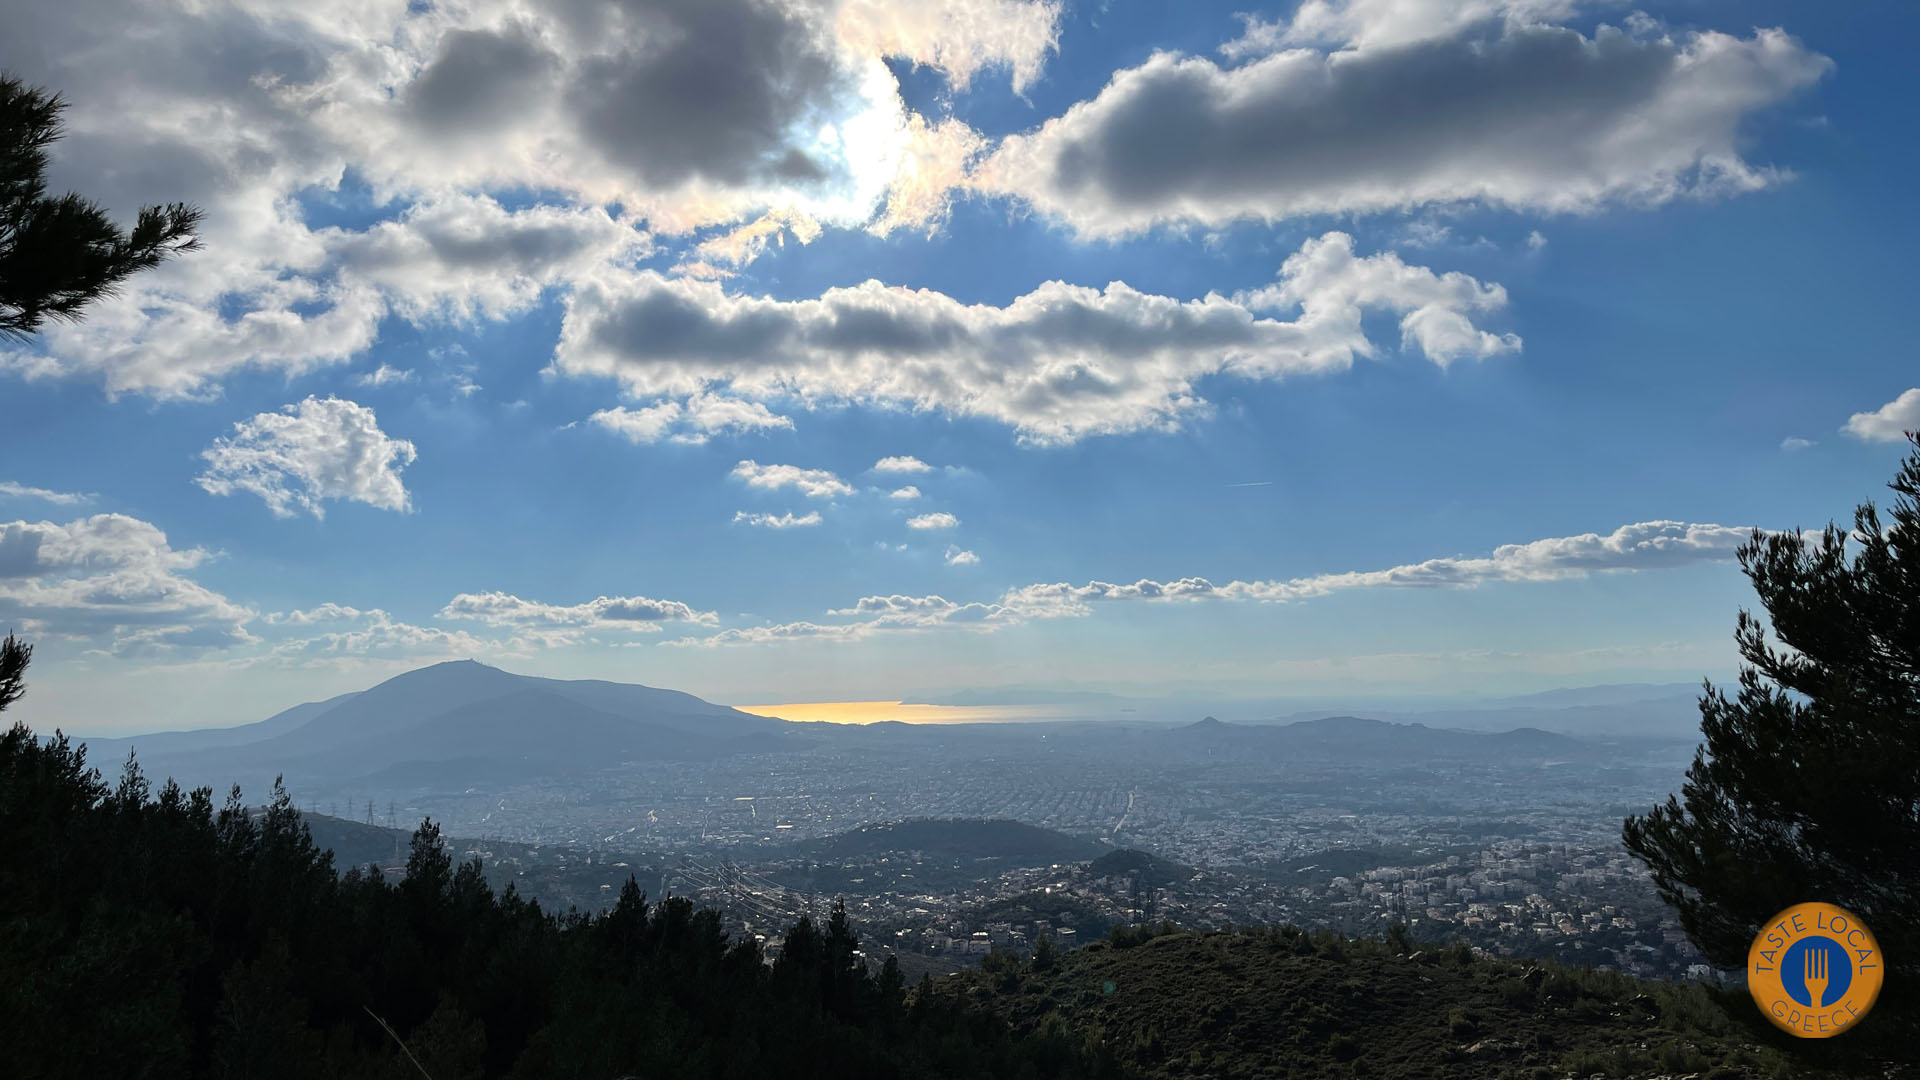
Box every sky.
[2,0,1917,734]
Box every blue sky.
[2,0,1916,733]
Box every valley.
[110,660,1713,984]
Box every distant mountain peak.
[414,658,497,673]
[96,657,796,791]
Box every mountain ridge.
[75,659,798,789]
[1171,713,1588,760]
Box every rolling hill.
[1170,714,1590,762]
[1087,848,1197,889]
[952,927,1821,1079]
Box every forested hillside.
[13,721,1912,1080]
[945,925,1904,1080]
[0,725,1118,1079]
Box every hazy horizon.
[42,652,1715,739]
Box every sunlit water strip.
[731,701,1088,725]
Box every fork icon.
[1804,947,1831,1008]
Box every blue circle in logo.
[1780,936,1852,1007]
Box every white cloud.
[0,482,95,506]
[869,114,989,238]
[672,520,1755,647]
[0,0,381,399]
[0,513,254,653]
[835,0,1062,92]
[873,455,933,473]
[323,194,651,323]
[197,397,417,519]
[5,280,387,402]
[300,0,1044,234]
[1780,436,1814,452]
[670,590,1008,647]
[0,0,1053,399]
[267,609,495,660]
[264,602,372,626]
[889,485,922,500]
[692,208,822,271]
[976,20,1830,237]
[945,545,979,565]
[257,594,708,661]
[438,590,718,630]
[556,232,1519,444]
[731,460,855,498]
[355,364,416,388]
[1842,389,1920,443]
[830,594,967,617]
[1526,230,1549,251]
[733,510,824,529]
[906,512,959,530]
[999,521,1757,616]
[663,620,880,648]
[589,394,794,445]
[1226,0,1587,56]
[4,194,646,400]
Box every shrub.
[1326,1032,1360,1062]
[1447,1007,1480,1040]
[1384,922,1415,954]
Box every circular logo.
[1748,902,1883,1038]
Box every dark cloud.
[586,282,791,362]
[559,0,854,189]
[982,22,1831,235]
[405,23,559,136]
[0,526,44,579]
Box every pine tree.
[0,633,28,714]
[404,818,453,904]
[1624,432,1920,1013]
[1031,931,1060,972]
[1,74,202,338]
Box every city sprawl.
[299,716,1712,982]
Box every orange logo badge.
[1748,902,1883,1038]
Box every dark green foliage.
[1085,849,1194,889]
[0,716,1122,1079]
[1623,433,1920,1042]
[1447,1006,1480,1039]
[1385,921,1415,955]
[1,74,202,338]
[0,633,27,712]
[1107,920,1180,949]
[1325,1030,1360,1061]
[1030,932,1060,973]
[951,925,1882,1079]
[798,817,1108,863]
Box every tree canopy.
[1625,431,1920,1039]
[1,73,202,338]
[0,641,1120,1079]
